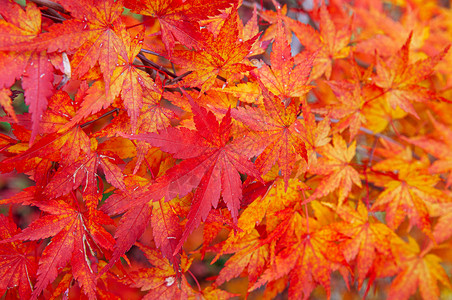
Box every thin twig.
[137,53,178,78]
[141,49,168,59]
[80,108,119,128]
[166,71,192,85]
[30,0,69,14]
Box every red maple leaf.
[3,196,115,299]
[127,98,261,253]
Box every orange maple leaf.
[335,201,396,288]
[257,20,314,102]
[215,229,269,287]
[171,8,257,94]
[371,168,445,236]
[327,80,369,141]
[108,31,158,131]
[286,5,351,79]
[407,114,452,188]
[250,212,347,299]
[5,0,129,93]
[388,238,451,300]
[373,33,450,118]
[305,134,362,206]
[232,85,308,187]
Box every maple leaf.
[250,212,347,299]
[231,85,308,186]
[353,6,428,58]
[388,238,451,300]
[171,8,257,94]
[335,201,396,288]
[125,0,236,56]
[305,134,361,206]
[0,215,37,299]
[0,1,54,143]
[126,98,261,254]
[257,0,291,42]
[373,34,450,118]
[371,168,445,236]
[136,76,179,133]
[4,197,115,299]
[256,19,314,102]
[241,5,267,56]
[286,5,351,79]
[39,89,91,163]
[215,178,309,267]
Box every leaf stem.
[187,269,202,292]
[80,108,119,128]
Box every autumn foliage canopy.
[1,0,452,299]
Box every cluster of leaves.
[1,0,452,298]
